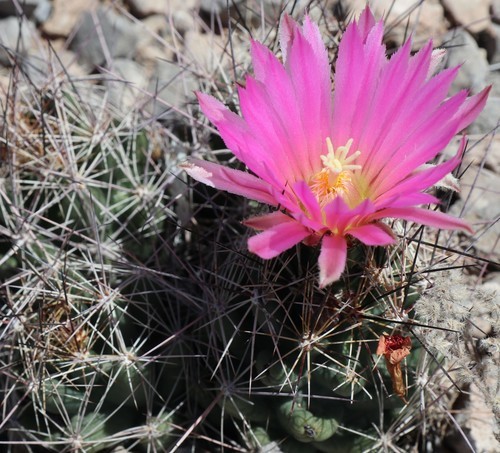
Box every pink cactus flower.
[183,7,489,287]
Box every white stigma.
[321,138,362,174]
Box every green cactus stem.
[276,399,340,443]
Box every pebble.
[165,0,199,14]
[69,7,140,68]
[0,16,36,66]
[135,15,175,64]
[146,59,197,120]
[172,9,198,36]
[441,0,492,34]
[42,0,98,38]
[0,0,50,20]
[444,28,490,94]
[140,14,171,38]
[446,135,500,261]
[124,0,170,18]
[469,96,500,135]
[183,30,229,75]
[35,0,52,23]
[105,58,150,110]
[492,23,500,64]
[44,41,88,78]
[199,0,240,14]
[493,0,500,23]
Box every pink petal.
[376,192,441,209]
[285,20,333,176]
[363,64,459,180]
[181,158,277,206]
[348,223,396,246]
[238,79,302,182]
[251,39,287,86]
[247,15,334,183]
[196,92,279,185]
[249,40,318,178]
[323,198,376,233]
[247,219,310,259]
[353,39,413,158]
[371,89,469,193]
[243,211,291,230]
[361,58,457,181]
[292,181,322,221]
[344,22,386,146]
[197,92,248,157]
[323,197,351,232]
[331,21,364,146]
[373,153,461,205]
[302,15,330,62]
[318,235,348,288]
[280,14,328,68]
[370,207,473,233]
[279,14,296,64]
[357,6,377,40]
[454,86,491,132]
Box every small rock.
[141,14,170,37]
[485,71,500,98]
[441,0,492,34]
[0,16,37,66]
[468,315,492,339]
[466,382,500,453]
[199,0,247,27]
[42,0,98,38]
[199,0,240,14]
[104,58,149,110]
[134,15,175,67]
[69,7,141,68]
[33,0,52,23]
[136,43,173,70]
[16,52,49,84]
[444,28,490,94]
[455,134,500,170]
[476,26,498,63]
[493,0,500,24]
[125,0,169,18]
[491,23,500,64]
[45,41,88,78]
[0,0,49,20]
[469,96,500,134]
[165,0,199,13]
[446,135,500,261]
[110,447,129,453]
[137,14,172,52]
[146,60,197,120]
[485,272,500,284]
[172,9,198,35]
[184,30,229,74]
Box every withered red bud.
[377,334,412,401]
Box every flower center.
[309,138,362,206]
